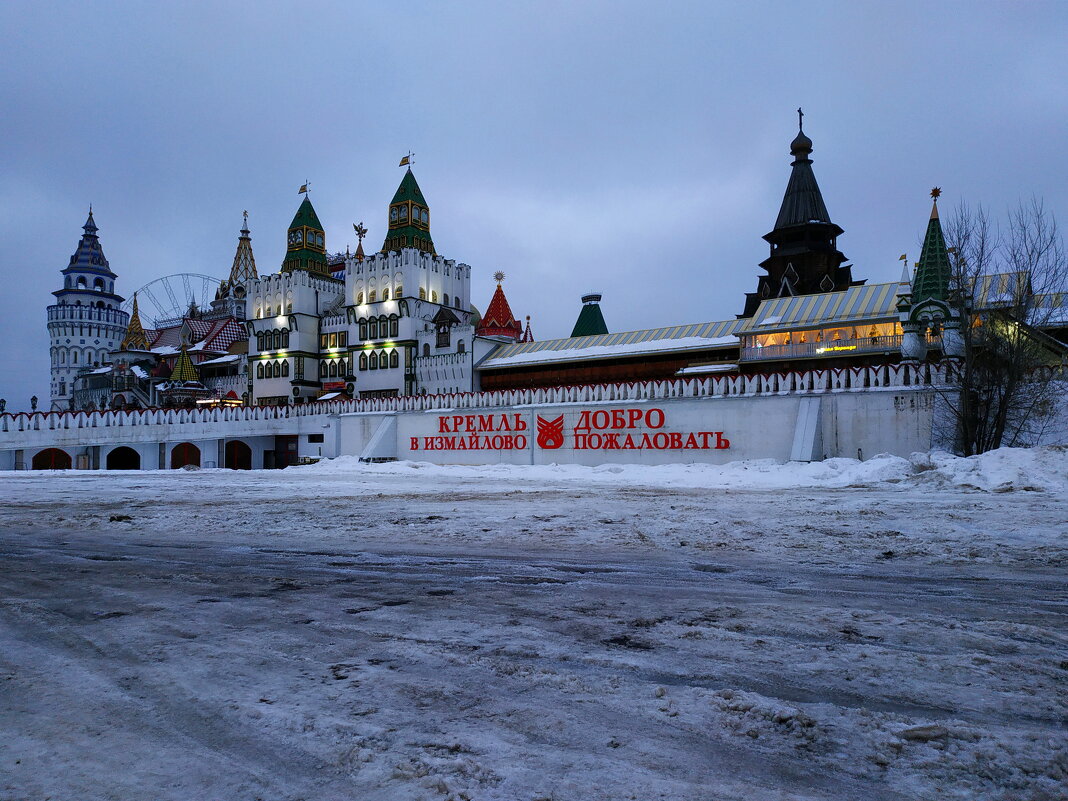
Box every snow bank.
[301,446,1068,493]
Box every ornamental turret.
[47,209,129,410]
[741,111,862,318]
[281,195,330,277]
[476,272,523,340]
[570,293,609,337]
[898,188,963,360]
[381,168,435,255]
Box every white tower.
[47,210,129,410]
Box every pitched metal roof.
[480,319,743,369]
[741,282,902,333]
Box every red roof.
[476,283,522,340]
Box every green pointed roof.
[391,168,428,206]
[289,196,324,231]
[571,294,609,338]
[282,195,331,277]
[913,198,952,304]
[170,346,200,382]
[381,168,435,255]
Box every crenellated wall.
[0,364,956,469]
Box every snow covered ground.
[0,448,1066,800]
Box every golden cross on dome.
[931,187,942,199]
[493,270,506,283]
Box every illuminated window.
[431,291,438,303]
[369,290,376,302]
[395,285,402,297]
[419,288,426,300]
[382,288,390,301]
[356,292,364,305]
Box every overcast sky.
[1,1,1066,410]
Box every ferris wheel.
[121,273,223,328]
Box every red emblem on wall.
[536,415,565,449]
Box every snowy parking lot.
[1,449,1066,800]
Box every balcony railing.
[742,334,910,362]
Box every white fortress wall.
[0,364,949,469]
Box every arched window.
[257,362,264,378]
[265,305,272,316]
[256,333,264,350]
[419,288,426,300]
[369,290,376,302]
[369,351,378,370]
[94,278,105,291]
[329,360,337,377]
[341,357,349,375]
[356,292,364,305]
[422,343,430,356]
[282,330,289,348]
[73,351,79,364]
[443,293,450,306]
[378,351,388,370]
[286,302,293,313]
[77,277,87,289]
[369,318,378,339]
[359,352,367,371]
[389,315,399,337]
[457,340,466,353]
[320,360,328,376]
[389,350,398,369]
[382,288,390,301]
[431,291,438,303]
[281,359,290,377]
[359,319,367,340]
[395,284,403,298]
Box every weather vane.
[353,221,367,243]
[493,270,506,283]
[399,151,415,167]
[298,180,310,195]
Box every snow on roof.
[151,345,179,356]
[480,335,738,370]
[675,363,739,375]
[130,365,149,379]
[318,392,346,401]
[197,354,242,365]
[88,366,112,374]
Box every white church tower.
[46,210,129,410]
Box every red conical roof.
[476,278,522,340]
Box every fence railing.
[0,362,954,436]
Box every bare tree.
[941,198,1068,455]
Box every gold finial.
[931,187,942,200]
[493,270,506,283]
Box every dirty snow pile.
[308,445,1068,493]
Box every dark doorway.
[106,446,140,470]
[225,440,252,470]
[171,442,201,469]
[32,448,72,470]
